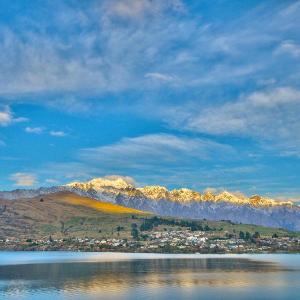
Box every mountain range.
[1,176,299,231]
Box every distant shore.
[1,233,299,254]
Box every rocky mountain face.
[65,177,293,207]
[1,176,299,231]
[0,187,67,200]
[66,177,299,231]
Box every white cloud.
[0,108,12,126]
[38,134,244,189]
[41,162,99,181]
[0,0,186,97]
[50,130,66,137]
[0,106,27,126]
[25,126,44,134]
[165,87,300,156]
[10,172,37,187]
[257,78,276,86]
[280,1,300,17]
[277,40,300,57]
[145,72,176,82]
[106,0,185,19]
[79,133,235,171]
[45,178,59,184]
[47,97,93,114]
[24,127,67,137]
[175,87,300,134]
[103,175,137,186]
[0,0,298,100]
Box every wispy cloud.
[0,0,186,96]
[0,0,299,100]
[79,134,235,167]
[25,126,44,134]
[105,0,185,20]
[145,72,177,82]
[24,126,67,137]
[49,130,66,137]
[164,87,300,156]
[46,97,94,114]
[276,40,300,57]
[39,133,244,189]
[10,172,37,187]
[44,178,60,185]
[0,1,300,196]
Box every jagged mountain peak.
[215,191,247,205]
[0,176,298,231]
[169,188,201,202]
[63,176,294,207]
[66,176,134,191]
[137,186,169,200]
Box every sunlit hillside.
[56,192,145,215]
[0,192,147,240]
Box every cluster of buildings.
[141,230,207,251]
[1,229,299,253]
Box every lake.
[0,252,299,300]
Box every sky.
[0,0,300,199]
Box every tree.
[204,225,210,231]
[239,231,245,239]
[140,220,154,231]
[272,233,278,238]
[131,223,139,239]
[226,233,233,239]
[253,231,260,239]
[116,226,121,236]
[190,224,199,231]
[245,232,251,240]
[116,226,124,236]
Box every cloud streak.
[10,172,37,187]
[40,134,246,189]
[25,127,44,134]
[79,134,235,167]
[50,130,66,137]
[164,87,300,156]
[277,40,300,57]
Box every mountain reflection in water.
[0,254,299,300]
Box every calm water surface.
[0,252,299,300]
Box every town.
[1,225,299,253]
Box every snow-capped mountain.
[66,177,293,207]
[1,176,299,231]
[64,177,300,231]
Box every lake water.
[0,252,299,300]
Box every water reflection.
[0,256,299,300]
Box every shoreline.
[0,251,299,267]
[1,247,299,255]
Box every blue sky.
[0,0,300,199]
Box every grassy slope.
[0,192,146,240]
[0,192,298,240]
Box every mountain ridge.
[66,177,293,207]
[1,176,299,231]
